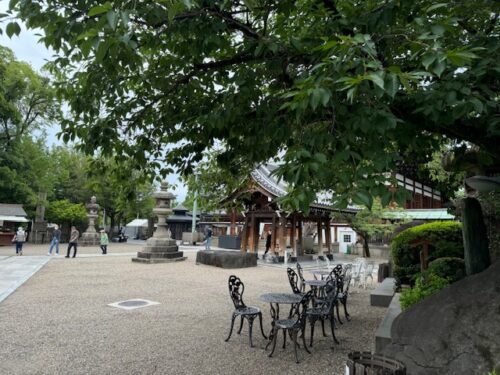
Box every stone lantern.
[81,196,100,246]
[132,182,186,263]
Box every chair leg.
[292,331,300,364]
[309,319,316,347]
[330,316,340,345]
[343,299,351,321]
[225,313,237,342]
[248,317,255,348]
[336,302,343,324]
[321,318,328,337]
[237,315,244,334]
[258,312,267,339]
[301,327,311,354]
[282,329,287,349]
[269,327,278,358]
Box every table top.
[304,279,327,287]
[259,293,303,304]
[311,269,331,276]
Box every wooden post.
[317,218,323,254]
[229,208,236,236]
[278,216,286,256]
[240,215,249,252]
[325,217,331,253]
[248,212,255,253]
[333,225,338,242]
[291,214,296,256]
[271,215,277,253]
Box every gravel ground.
[0,252,386,375]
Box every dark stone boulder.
[383,261,500,374]
[196,250,257,269]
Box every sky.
[0,8,188,202]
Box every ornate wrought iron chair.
[306,278,340,348]
[268,290,314,363]
[336,272,353,322]
[225,275,267,347]
[287,268,305,295]
[296,263,306,292]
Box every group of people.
[47,225,109,257]
[12,225,109,257]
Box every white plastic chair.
[362,262,375,289]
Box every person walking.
[100,229,109,255]
[48,224,61,255]
[204,227,212,250]
[264,230,272,258]
[12,227,26,256]
[65,226,79,258]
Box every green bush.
[391,221,463,286]
[427,257,466,283]
[400,274,450,310]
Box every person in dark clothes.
[264,230,272,258]
[66,226,79,258]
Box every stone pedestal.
[132,182,186,264]
[81,196,100,246]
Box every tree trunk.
[357,232,371,258]
[462,197,490,275]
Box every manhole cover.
[108,299,160,310]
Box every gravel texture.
[0,252,386,375]
[0,242,144,257]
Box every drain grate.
[108,299,160,310]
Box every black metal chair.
[296,263,306,292]
[287,267,304,295]
[268,290,314,363]
[306,278,340,348]
[225,275,267,347]
[336,272,353,322]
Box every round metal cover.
[118,300,148,307]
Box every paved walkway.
[0,255,51,303]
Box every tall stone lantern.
[81,196,100,246]
[132,182,186,263]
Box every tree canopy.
[6,0,499,211]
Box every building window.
[343,234,351,243]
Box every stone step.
[370,277,396,307]
[375,293,401,353]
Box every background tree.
[45,199,87,237]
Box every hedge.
[391,221,463,285]
[427,257,466,283]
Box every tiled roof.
[0,204,27,217]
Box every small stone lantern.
[132,182,186,263]
[81,195,100,246]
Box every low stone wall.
[196,250,257,269]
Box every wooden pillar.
[229,208,236,236]
[278,216,286,256]
[291,214,296,255]
[248,212,256,253]
[240,215,249,252]
[333,225,338,242]
[317,218,323,254]
[325,217,331,253]
[271,215,277,253]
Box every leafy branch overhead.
[7,0,499,210]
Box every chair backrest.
[332,264,343,278]
[342,272,353,294]
[227,275,247,309]
[290,290,314,328]
[296,263,305,292]
[343,263,353,278]
[364,262,375,279]
[316,278,338,313]
[287,268,302,294]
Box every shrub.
[400,274,450,310]
[427,257,466,283]
[391,221,463,286]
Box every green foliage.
[391,221,464,285]
[182,150,251,212]
[400,274,451,310]
[427,257,466,283]
[45,199,87,225]
[8,0,499,212]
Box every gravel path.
[0,253,386,375]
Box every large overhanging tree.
[4,1,499,211]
